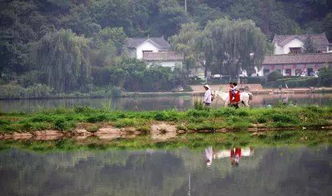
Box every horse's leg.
[234,104,239,109]
[224,101,229,107]
[243,98,249,107]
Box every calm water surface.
[0,93,331,113]
[0,146,331,196]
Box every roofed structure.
[272,33,330,52]
[126,37,171,50]
[262,53,332,65]
[143,52,184,61]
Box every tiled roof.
[126,37,171,49]
[143,52,184,61]
[262,53,332,65]
[272,33,329,52]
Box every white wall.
[274,44,284,55]
[136,41,159,59]
[274,38,304,55]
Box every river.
[0,93,331,113]
[0,146,331,196]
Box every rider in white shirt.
[203,85,212,106]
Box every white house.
[254,33,332,77]
[272,33,331,54]
[125,37,183,69]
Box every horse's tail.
[248,92,253,101]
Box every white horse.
[214,90,253,107]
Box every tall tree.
[169,23,201,77]
[151,0,190,37]
[201,18,270,79]
[32,29,91,92]
[303,36,316,53]
[323,13,332,41]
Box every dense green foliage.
[0,0,331,97]
[171,19,270,79]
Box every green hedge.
[0,84,52,99]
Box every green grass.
[0,105,331,133]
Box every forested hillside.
[1,0,331,96]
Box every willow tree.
[169,23,202,77]
[201,18,270,79]
[32,29,91,92]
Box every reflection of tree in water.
[0,147,331,196]
[0,150,187,196]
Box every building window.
[263,69,270,75]
[289,47,302,54]
[142,50,153,54]
[285,69,292,76]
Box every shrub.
[30,115,53,122]
[0,84,25,99]
[17,71,47,88]
[0,119,10,126]
[74,106,95,113]
[25,84,53,98]
[257,116,268,123]
[54,118,74,131]
[114,118,144,127]
[267,71,283,82]
[241,76,266,84]
[318,66,332,86]
[86,114,108,123]
[187,109,210,118]
[271,113,297,123]
[154,111,179,121]
[0,83,53,99]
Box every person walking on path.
[203,84,212,106]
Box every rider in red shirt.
[229,82,240,103]
[230,148,241,167]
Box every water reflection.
[0,93,331,113]
[205,147,254,167]
[0,146,331,196]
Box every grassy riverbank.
[0,105,331,151]
[0,105,331,133]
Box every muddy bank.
[1,122,332,141]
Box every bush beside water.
[0,84,122,99]
[264,67,332,88]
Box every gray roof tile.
[126,37,171,49]
[143,52,184,61]
[262,53,332,65]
